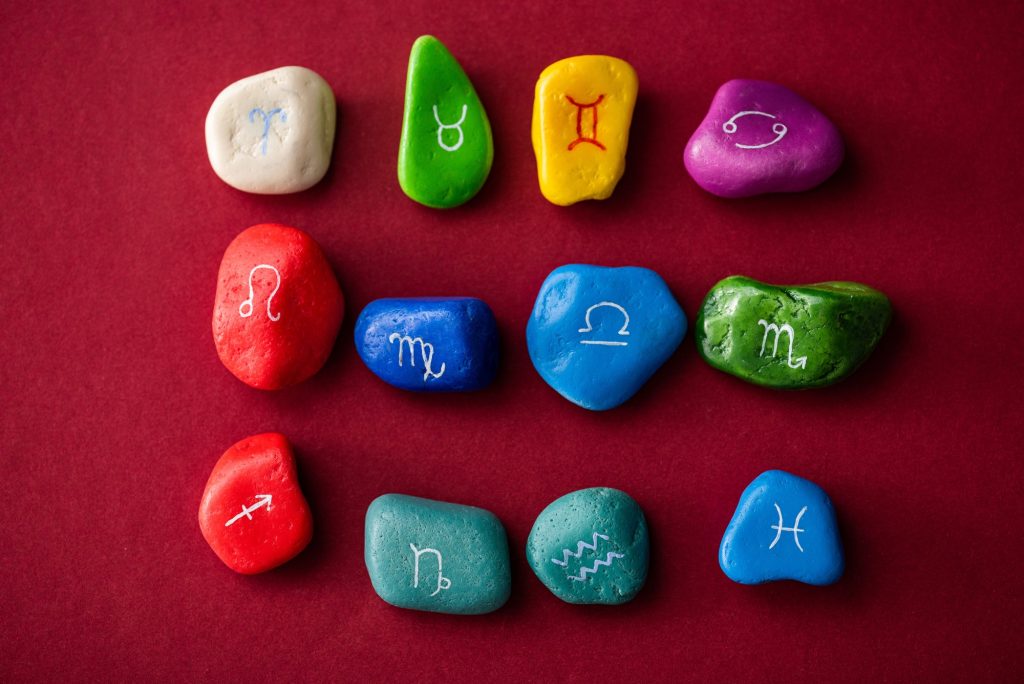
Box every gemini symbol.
[248,107,287,156]
[757,319,807,369]
[239,265,281,322]
[410,544,452,597]
[769,503,807,552]
[566,94,606,151]
[432,104,467,152]
[388,333,446,381]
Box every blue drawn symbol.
[248,107,288,156]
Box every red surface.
[198,433,313,575]
[2,1,1022,681]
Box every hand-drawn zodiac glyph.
[388,333,446,381]
[769,503,807,552]
[578,302,630,346]
[409,543,452,596]
[722,110,787,149]
[550,532,625,582]
[432,104,467,152]
[248,107,288,156]
[757,319,807,369]
[239,265,282,322]
[566,94,606,151]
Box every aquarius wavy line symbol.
[550,532,610,567]
[567,551,625,582]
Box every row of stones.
[206,36,844,204]
[214,224,891,406]
[199,433,845,612]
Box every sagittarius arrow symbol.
[224,494,273,527]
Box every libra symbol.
[769,503,807,552]
[578,301,631,346]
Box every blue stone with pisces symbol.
[526,264,687,410]
[719,470,845,586]
[355,297,499,392]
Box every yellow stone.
[531,56,638,206]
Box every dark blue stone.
[354,297,499,392]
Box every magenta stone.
[684,79,844,198]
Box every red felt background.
[2,1,1022,681]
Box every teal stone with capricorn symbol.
[398,35,493,208]
[364,494,511,614]
[696,275,891,389]
[527,488,649,605]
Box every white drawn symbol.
[239,264,282,322]
[248,107,288,156]
[578,302,631,346]
[432,104,467,152]
[769,503,807,552]
[224,494,273,527]
[388,333,446,381]
[409,543,452,596]
[550,532,625,582]
[722,110,788,149]
[757,319,807,369]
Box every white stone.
[205,66,336,194]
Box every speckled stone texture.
[527,487,648,605]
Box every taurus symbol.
[769,503,807,552]
[238,264,281,322]
[758,319,807,369]
[722,110,787,149]
[566,94,606,151]
[410,544,452,597]
[388,333,446,381]
[578,301,630,346]
[248,107,288,156]
[432,104,467,152]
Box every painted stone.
[684,79,844,198]
[205,66,336,194]
[720,470,844,586]
[354,297,498,392]
[527,488,648,605]
[532,55,638,206]
[198,433,313,574]
[526,264,686,410]
[398,36,493,208]
[212,223,344,390]
[696,275,890,389]
[364,494,511,615]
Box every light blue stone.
[526,264,687,410]
[720,470,844,586]
[364,494,511,614]
[354,297,499,392]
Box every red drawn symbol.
[566,94,606,151]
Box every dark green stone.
[696,276,891,389]
[397,35,492,208]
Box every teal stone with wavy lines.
[364,494,510,614]
[526,487,649,604]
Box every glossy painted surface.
[527,264,686,410]
[684,79,843,198]
[398,36,492,208]
[720,470,844,586]
[696,275,890,388]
